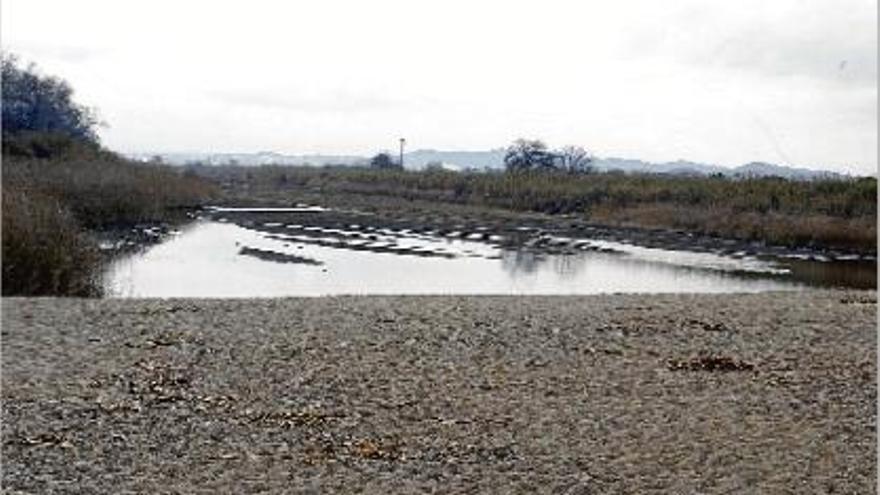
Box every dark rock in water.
[238,246,323,265]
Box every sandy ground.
[2,292,876,493]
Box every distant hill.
[129,149,853,180]
[127,151,364,167]
[593,158,847,180]
[593,157,728,176]
[401,150,849,180]
[402,149,507,170]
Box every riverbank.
[194,164,877,256]
[3,291,875,492]
[2,150,216,297]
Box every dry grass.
[1,184,102,296]
[2,144,218,296]
[4,157,216,228]
[590,203,877,251]
[197,165,877,253]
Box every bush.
[1,157,218,296]
[1,131,108,159]
[4,157,217,228]
[1,53,100,144]
[370,153,402,170]
[2,185,102,296]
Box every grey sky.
[2,0,876,173]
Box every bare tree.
[504,139,556,172]
[558,145,594,174]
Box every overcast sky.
[3,0,877,173]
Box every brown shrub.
[3,157,218,228]
[590,203,876,253]
[2,152,218,296]
[2,184,102,296]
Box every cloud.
[695,27,876,87]
[632,0,877,87]
[3,0,874,172]
[207,87,411,114]
[5,41,102,64]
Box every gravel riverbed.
[2,292,876,493]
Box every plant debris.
[238,246,323,265]
[667,355,755,372]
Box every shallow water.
[205,205,328,213]
[102,216,848,297]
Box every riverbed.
[3,292,875,492]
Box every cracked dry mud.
[2,291,876,493]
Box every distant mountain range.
[127,151,365,167]
[128,149,856,180]
[591,157,849,180]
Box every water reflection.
[501,250,544,276]
[551,253,588,279]
[501,250,589,280]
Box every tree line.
[368,139,594,173]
